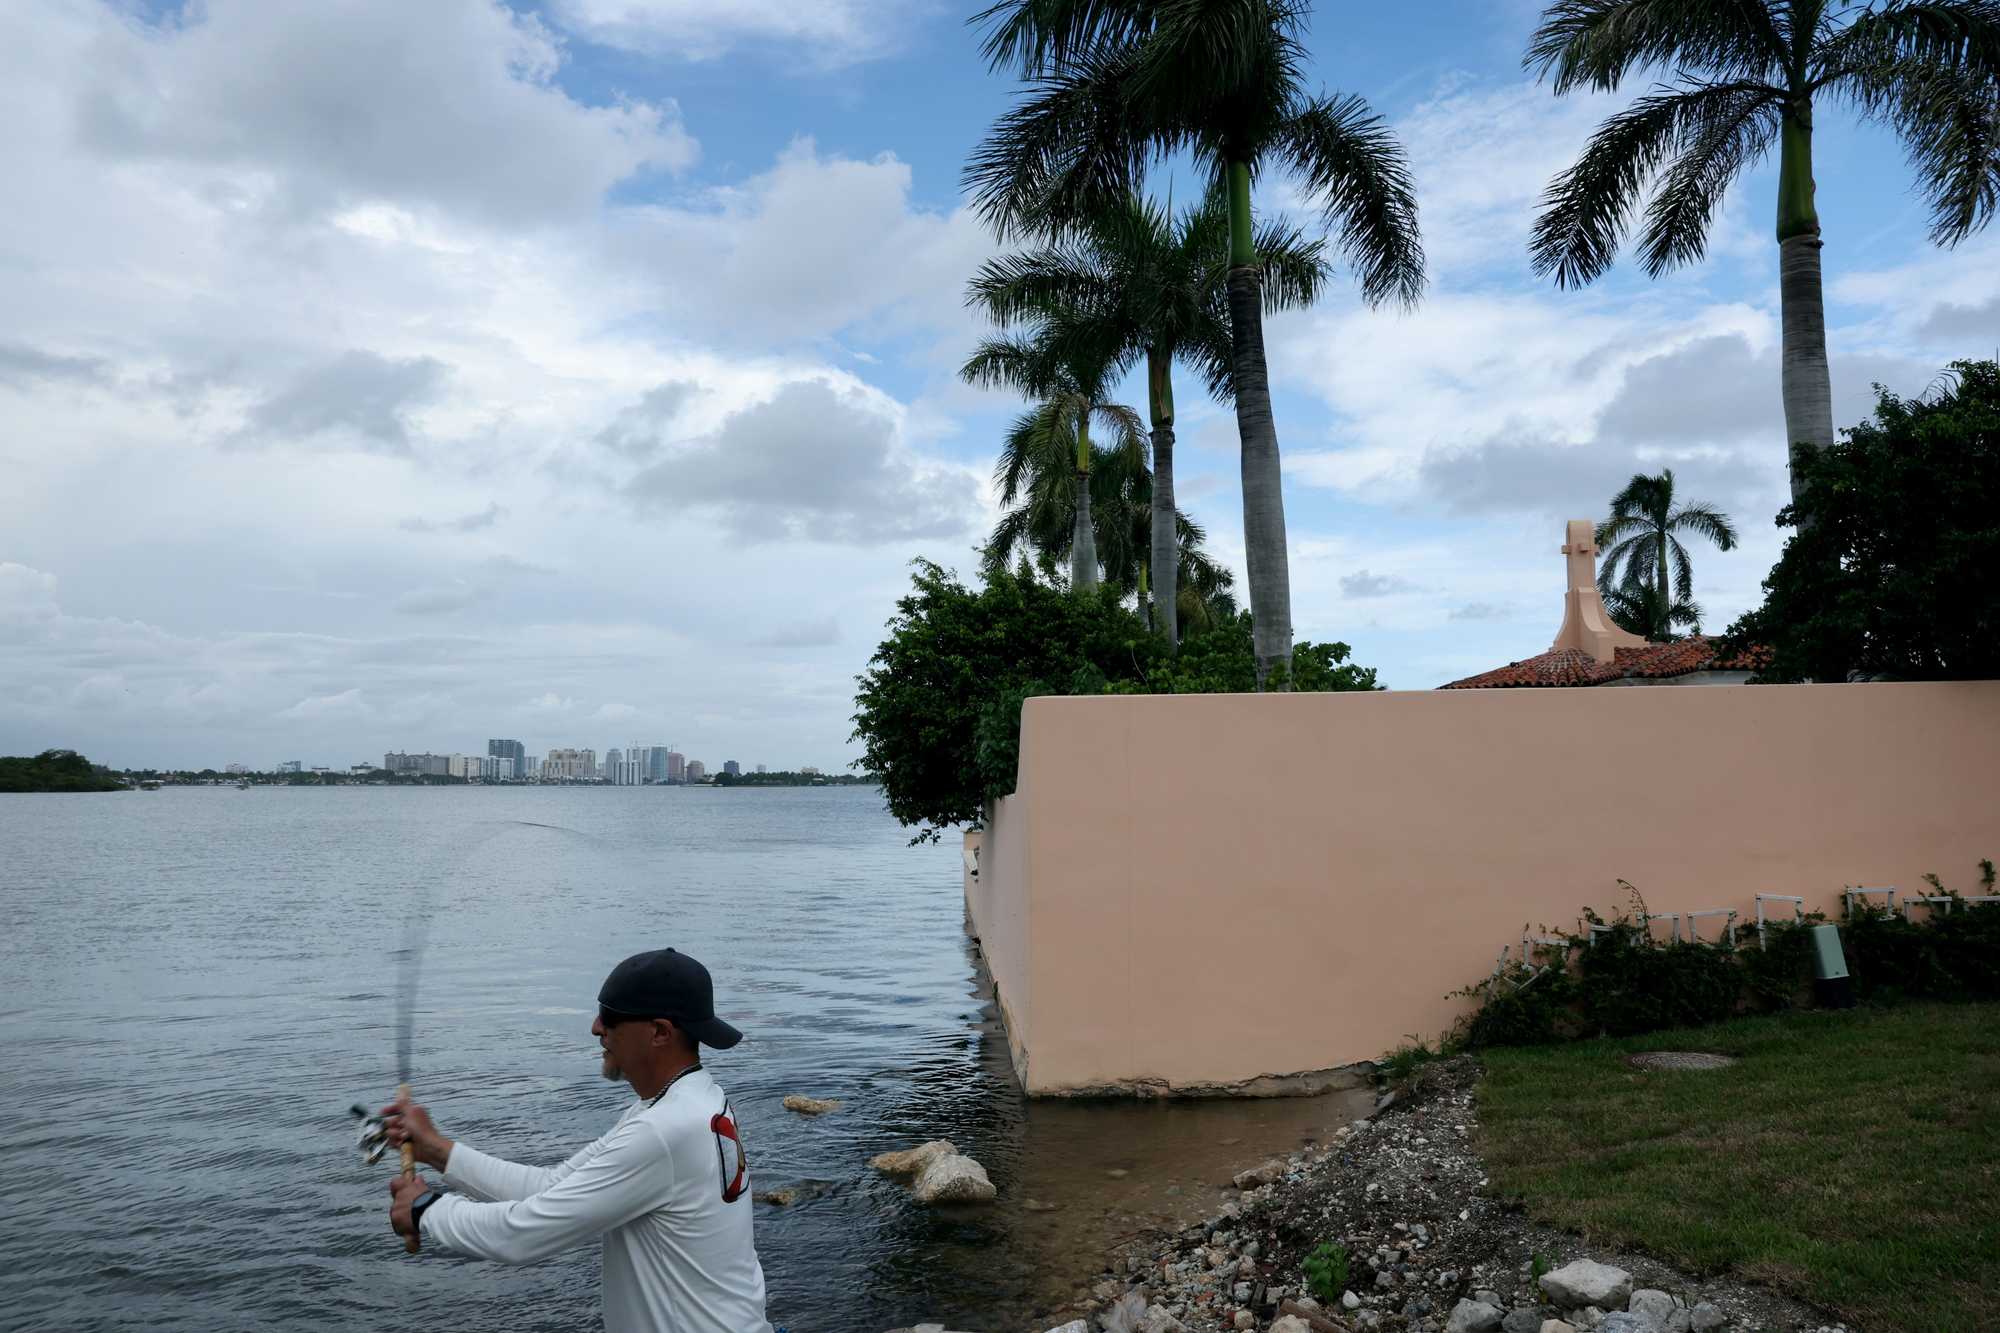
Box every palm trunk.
[1071,411,1098,592]
[1656,529,1669,641]
[1226,160,1292,688]
[1777,102,1833,518]
[1147,345,1178,647]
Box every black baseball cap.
[597,948,743,1050]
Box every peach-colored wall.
[963,681,2000,1095]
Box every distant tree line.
[0,749,126,793]
[710,771,874,788]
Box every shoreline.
[1026,1057,1848,1333]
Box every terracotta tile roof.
[1438,635,1769,689]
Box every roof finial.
[1550,518,1647,662]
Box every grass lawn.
[1477,1003,2000,1333]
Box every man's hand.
[381,1090,454,1171]
[389,1171,429,1239]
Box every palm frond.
[966,245,1119,326]
[971,0,1155,76]
[1669,534,1695,602]
[1812,1,2000,91]
[1533,80,1779,288]
[1667,499,1740,549]
[1635,82,1784,275]
[1278,94,1427,308]
[1524,0,1788,93]
[1850,59,2000,245]
[1253,216,1333,311]
[963,43,1151,238]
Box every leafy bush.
[0,749,124,793]
[1456,870,2000,1047]
[1301,1241,1350,1305]
[1724,359,2000,682]
[852,562,1380,842]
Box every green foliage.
[0,749,125,793]
[851,563,1382,842]
[1377,1035,1446,1085]
[1530,1252,1553,1289]
[1724,361,2000,682]
[1459,866,2000,1048]
[1300,1241,1350,1305]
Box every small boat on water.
[138,780,163,791]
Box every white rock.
[1688,1304,1726,1332]
[1043,1323,1089,1333]
[1446,1298,1505,1333]
[781,1094,840,1115]
[1540,1323,1578,1333]
[1539,1261,1633,1312]
[1139,1311,1188,1333]
[1269,1319,1313,1333]
[1232,1159,1286,1189]
[1572,1308,1605,1332]
[1232,1314,1254,1331]
[1627,1290,1677,1329]
[869,1140,958,1176]
[909,1153,996,1204]
[1342,1290,1363,1311]
[1597,1315,1653,1333]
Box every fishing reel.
[350,1104,392,1165]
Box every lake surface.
[0,786,1366,1331]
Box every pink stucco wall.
[963,681,2000,1096]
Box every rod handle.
[398,1084,421,1254]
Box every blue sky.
[2,0,1994,770]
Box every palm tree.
[1526,1,2000,513]
[1595,469,1739,639]
[968,0,1425,686]
[981,434,1237,630]
[1603,580,1706,641]
[966,185,1329,646]
[962,330,1147,592]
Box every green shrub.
[1301,1241,1350,1304]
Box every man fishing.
[382,947,772,1333]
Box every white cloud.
[549,0,925,65]
[68,0,696,227]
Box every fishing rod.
[351,881,435,1254]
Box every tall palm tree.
[966,185,1330,646]
[1526,1,2000,513]
[981,434,1237,630]
[962,331,1146,592]
[1595,469,1739,637]
[968,0,1425,686]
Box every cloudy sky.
[3,0,1995,771]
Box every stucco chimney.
[1550,518,1648,663]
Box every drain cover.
[1626,1051,1737,1071]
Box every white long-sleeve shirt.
[420,1070,772,1333]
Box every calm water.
[0,786,1365,1332]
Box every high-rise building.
[524,755,541,779]
[225,762,249,775]
[385,752,452,776]
[605,748,625,784]
[541,748,596,781]
[723,760,741,777]
[667,751,686,784]
[277,760,302,774]
[755,764,766,774]
[487,739,525,779]
[686,760,706,782]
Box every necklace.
[647,1061,704,1107]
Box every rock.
[1045,1323,1090,1333]
[1597,1315,1652,1333]
[1269,1319,1312,1333]
[1663,1313,1692,1333]
[1343,1291,1363,1311]
[1233,1282,1252,1303]
[781,1094,840,1115]
[1232,1159,1286,1190]
[1232,1314,1255,1331]
[909,1153,996,1204]
[1626,1291,1676,1329]
[1023,1198,1061,1213]
[1572,1309,1605,1332]
[1105,1167,1129,1178]
[1375,1269,1398,1288]
[1475,1289,1505,1307]
[1446,1299,1504,1333]
[1688,1304,1726,1332]
[1503,1312,1543,1333]
[1540,1324,1577,1333]
[1539,1261,1633,1312]
[869,1140,957,1177]
[1139,1311,1188,1333]
[753,1188,797,1206]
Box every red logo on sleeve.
[710,1106,747,1203]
